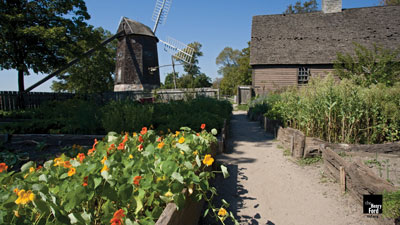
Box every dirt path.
[206,111,377,225]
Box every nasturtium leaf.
[81,211,91,223]
[68,213,85,224]
[161,160,176,176]
[44,160,53,169]
[195,155,201,167]
[107,132,118,142]
[125,219,134,225]
[21,161,34,173]
[94,177,102,189]
[204,208,209,217]
[211,128,218,135]
[117,183,133,200]
[184,161,193,170]
[176,143,191,153]
[59,173,69,180]
[179,127,191,131]
[33,199,49,214]
[70,160,80,167]
[171,172,184,184]
[143,144,155,157]
[39,174,48,182]
[221,165,230,178]
[173,193,186,210]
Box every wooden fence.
[0,88,219,111]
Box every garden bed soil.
[338,151,400,188]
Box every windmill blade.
[160,36,194,64]
[152,0,172,33]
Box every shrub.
[0,128,237,224]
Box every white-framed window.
[298,67,309,85]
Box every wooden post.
[340,166,346,194]
[290,135,294,156]
[264,116,267,132]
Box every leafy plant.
[0,127,237,224]
[297,156,322,166]
[383,189,400,219]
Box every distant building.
[250,0,400,94]
[114,17,160,92]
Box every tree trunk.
[18,69,24,92]
[18,69,25,109]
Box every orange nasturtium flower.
[156,137,162,142]
[201,123,206,130]
[175,131,180,136]
[138,135,144,143]
[36,165,43,171]
[88,139,98,155]
[203,154,214,166]
[77,153,86,163]
[0,163,8,173]
[108,144,116,151]
[157,142,165,149]
[82,176,89,187]
[29,167,35,173]
[178,137,185,144]
[123,133,129,142]
[133,176,142,186]
[63,161,72,169]
[137,144,143,151]
[141,127,148,135]
[68,167,76,176]
[15,189,35,205]
[218,208,227,217]
[117,142,125,150]
[110,209,126,225]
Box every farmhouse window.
[298,67,309,85]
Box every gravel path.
[203,111,377,225]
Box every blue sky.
[0,0,379,92]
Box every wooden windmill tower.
[114,0,194,91]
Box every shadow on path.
[199,112,276,225]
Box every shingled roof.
[250,5,400,65]
[117,17,158,40]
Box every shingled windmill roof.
[117,17,158,41]
[250,5,400,66]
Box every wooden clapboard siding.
[253,67,297,94]
[252,64,337,95]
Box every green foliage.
[383,189,400,219]
[217,43,251,95]
[249,76,400,144]
[297,156,322,166]
[51,27,116,93]
[284,0,318,14]
[2,97,232,135]
[0,128,237,224]
[380,0,400,5]
[334,43,400,87]
[167,42,212,89]
[248,94,282,121]
[0,0,92,91]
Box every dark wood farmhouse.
[250,0,400,94]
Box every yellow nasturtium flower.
[15,189,35,205]
[101,156,107,164]
[203,154,214,166]
[29,167,35,173]
[129,154,133,159]
[164,191,173,197]
[193,150,198,156]
[218,208,227,217]
[101,165,109,173]
[53,157,64,167]
[178,137,185,144]
[157,142,165,149]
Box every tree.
[172,41,212,88]
[0,0,91,92]
[163,72,179,89]
[334,43,400,87]
[51,27,116,94]
[216,43,251,95]
[284,0,318,14]
[380,0,400,5]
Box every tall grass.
[260,76,400,144]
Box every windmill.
[150,0,195,89]
[25,0,194,92]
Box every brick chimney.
[322,0,342,13]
